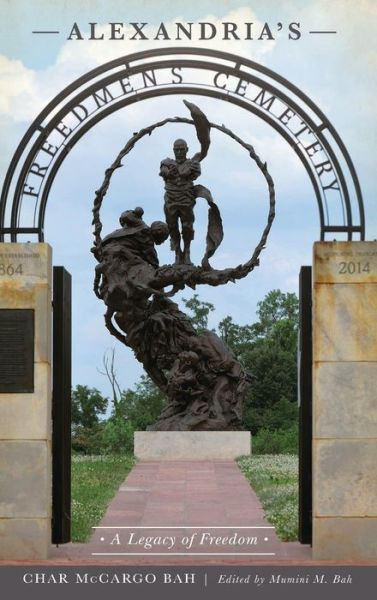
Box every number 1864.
[0,264,24,276]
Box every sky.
[0,0,376,399]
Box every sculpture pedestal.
[134,431,251,460]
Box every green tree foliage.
[182,293,215,333]
[96,376,166,454]
[254,289,299,339]
[218,291,299,437]
[71,385,108,454]
[118,376,166,431]
[241,291,299,436]
[72,385,108,429]
[218,315,254,358]
[251,423,299,454]
[100,418,135,454]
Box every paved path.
[63,460,311,564]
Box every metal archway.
[0,47,365,241]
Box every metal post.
[52,266,72,544]
[298,266,313,544]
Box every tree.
[100,418,135,455]
[242,340,298,433]
[218,315,254,359]
[71,385,108,429]
[253,289,299,342]
[182,294,215,333]
[240,290,299,434]
[118,376,166,431]
[98,348,122,416]
[71,385,108,454]
[97,376,166,453]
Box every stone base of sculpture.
[134,431,251,460]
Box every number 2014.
[338,261,370,274]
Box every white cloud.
[0,7,274,123]
[0,56,38,121]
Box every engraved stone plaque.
[0,243,51,286]
[314,241,377,283]
[0,309,34,393]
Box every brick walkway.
[60,460,312,564]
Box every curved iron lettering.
[0,47,364,242]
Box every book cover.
[0,0,376,598]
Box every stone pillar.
[0,243,52,559]
[312,241,377,560]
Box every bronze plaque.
[0,309,34,393]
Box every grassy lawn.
[71,454,135,542]
[237,454,298,541]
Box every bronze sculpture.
[92,101,275,431]
[160,138,200,265]
[160,101,223,269]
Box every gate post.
[312,241,377,560]
[0,243,52,559]
[298,266,312,544]
[52,267,71,544]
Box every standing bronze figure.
[160,101,223,269]
[160,138,200,265]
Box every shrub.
[100,417,135,454]
[252,423,298,454]
[72,424,105,455]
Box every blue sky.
[1,0,376,399]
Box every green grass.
[237,454,298,541]
[71,454,135,542]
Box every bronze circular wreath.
[92,114,275,277]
